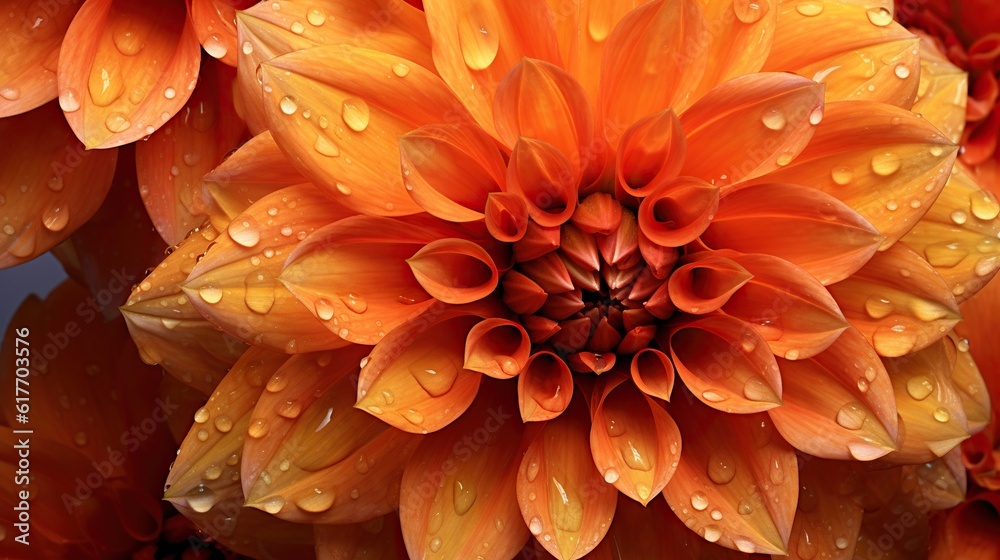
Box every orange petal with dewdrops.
[679,73,824,187]
[703,183,881,285]
[916,448,967,511]
[661,396,797,555]
[756,101,957,249]
[801,36,919,107]
[422,0,561,139]
[183,185,353,353]
[315,514,407,560]
[407,239,499,304]
[722,252,848,359]
[665,314,783,413]
[783,459,866,560]
[164,347,289,511]
[174,495,317,558]
[901,162,1000,303]
[691,0,777,98]
[486,192,529,242]
[242,347,422,523]
[507,138,579,228]
[136,60,245,245]
[616,109,685,198]
[235,0,433,133]
[0,0,80,117]
[518,351,574,422]
[667,254,753,314]
[0,102,117,269]
[768,327,898,461]
[855,469,929,560]
[517,395,617,560]
[883,340,972,463]
[827,242,960,358]
[58,0,201,148]
[945,333,991,433]
[190,0,254,66]
[399,379,529,560]
[259,45,471,217]
[637,177,719,248]
[630,349,675,401]
[598,0,707,145]
[400,123,506,223]
[464,318,530,379]
[356,313,485,433]
[589,377,680,505]
[912,39,968,144]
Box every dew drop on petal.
[835,401,866,430]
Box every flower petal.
[616,109,686,197]
[506,137,579,228]
[58,0,201,148]
[912,39,967,144]
[945,333,991,433]
[486,192,529,242]
[855,469,930,560]
[916,448,967,511]
[637,177,719,248]
[796,37,920,107]
[691,0,778,98]
[315,514,407,560]
[518,351,574,422]
[784,459,865,560]
[173,495,317,558]
[630,348,675,401]
[407,238,499,304]
[190,0,253,66]
[464,318,530,379]
[667,254,753,314]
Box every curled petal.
[518,351,574,422]
[667,254,753,314]
[58,0,201,148]
[928,492,1000,560]
[630,348,675,401]
[407,238,499,304]
[464,318,530,379]
[666,314,782,413]
[485,192,529,242]
[679,73,825,186]
[945,333,991,433]
[315,515,407,560]
[637,177,719,248]
[501,270,547,315]
[768,327,899,460]
[589,378,681,505]
[506,138,578,227]
[616,109,686,197]
[827,242,960,358]
[400,122,506,222]
[190,0,249,66]
[356,314,483,434]
[517,396,617,560]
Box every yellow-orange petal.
[597,0,707,145]
[518,351,574,422]
[0,102,118,268]
[506,137,579,228]
[826,242,960,358]
[723,252,848,359]
[183,185,353,353]
[916,448,967,511]
[616,109,685,198]
[58,0,201,148]
[589,377,680,505]
[637,177,719,248]
[630,348,675,401]
[517,396,617,560]
[315,514,407,560]
[356,314,484,433]
[912,38,967,144]
[464,318,530,378]
[399,379,528,560]
[661,396,797,555]
[486,192,529,242]
[667,254,753,314]
[190,0,250,66]
[400,122,506,222]
[690,0,777,99]
[679,73,825,187]
[242,347,422,523]
[136,59,246,245]
[945,333,992,433]
[0,0,80,117]
[407,238,499,304]
[756,101,957,250]
[783,459,866,560]
[768,327,898,460]
[666,314,782,413]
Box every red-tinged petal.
[793,35,920,107]
[945,333,991,433]
[826,242,960,358]
[662,396,797,555]
[514,221,561,262]
[912,40,968,144]
[136,59,245,245]
[242,346,422,523]
[407,238,499,304]
[666,315,782,413]
[638,230,680,280]
[722,252,848,360]
[916,449,967,511]
[174,495,317,558]
[58,0,201,148]
[668,255,753,315]
[183,185,354,353]
[589,377,680,505]
[518,396,617,560]
[900,162,1000,302]
[768,327,898,461]
[783,460,865,560]
[356,314,484,433]
[572,193,623,236]
[400,122,506,222]
[486,192,529,242]
[597,0,708,145]
[315,515,406,560]
[928,492,1000,560]
[502,270,547,314]
[0,102,117,268]
[883,340,971,463]
[854,470,929,560]
[0,0,80,117]
[465,318,530,378]
[703,183,881,285]
[519,351,574,422]
[637,177,719,248]
[259,45,470,217]
[423,0,562,139]
[679,73,824,186]
[630,348,675,401]
[520,252,575,294]
[190,0,255,66]
[399,380,528,560]
[235,0,433,134]
[755,101,957,249]
[691,0,777,98]
[507,138,579,227]
[616,109,685,198]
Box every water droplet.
[604,468,620,483]
[198,287,223,304]
[214,415,232,433]
[266,372,288,392]
[203,35,229,59]
[734,0,769,23]
[951,210,968,224]
[188,485,217,513]
[339,292,368,313]
[314,135,339,157]
[743,377,776,402]
[924,242,968,268]
[836,401,866,430]
[306,8,326,26]
[933,406,950,423]
[42,204,69,232]
[734,537,756,553]
[871,151,901,175]
[761,107,787,131]
[194,407,210,424]
[297,488,334,512]
[392,62,410,77]
[971,190,1000,220]
[277,400,302,419]
[528,516,543,535]
[279,96,298,115]
[691,491,709,511]
[795,1,824,16]
[710,509,724,521]
[290,21,305,34]
[858,378,870,392]
[738,500,753,515]
[865,296,894,319]
[262,496,285,514]
[164,87,176,99]
[708,451,736,485]
[105,112,131,133]
[228,216,261,247]
[894,64,911,79]
[315,298,335,321]
[242,41,254,55]
[797,529,818,559]
[866,7,893,26]
[341,98,370,132]
[59,88,81,112]
[702,391,727,402]
[453,479,477,515]
[831,166,853,185]
[458,4,500,70]
[196,429,209,441]
[245,271,276,314]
